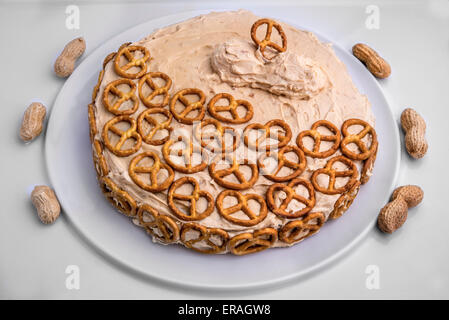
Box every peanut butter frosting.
[91,10,375,253]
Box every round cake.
[88,10,378,255]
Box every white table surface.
[1,0,448,299]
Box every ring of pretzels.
[194,118,240,154]
[311,155,359,195]
[229,228,278,255]
[251,19,287,60]
[102,79,139,116]
[102,115,142,157]
[137,107,172,145]
[279,212,325,244]
[207,93,254,124]
[168,177,214,221]
[114,45,150,79]
[340,119,378,160]
[138,72,172,108]
[137,204,179,244]
[128,151,174,192]
[216,190,268,227]
[170,88,206,124]
[99,177,137,217]
[208,154,259,190]
[243,119,292,151]
[266,178,316,218]
[296,120,341,158]
[162,137,208,174]
[258,145,306,182]
[180,223,229,254]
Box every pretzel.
[340,119,378,160]
[258,145,306,182]
[208,154,259,190]
[138,72,172,108]
[194,118,239,154]
[102,79,139,115]
[229,228,278,255]
[114,45,150,79]
[296,120,341,158]
[207,93,254,124]
[243,119,292,151]
[99,177,137,217]
[250,19,287,60]
[162,136,208,174]
[92,70,104,103]
[329,180,361,219]
[88,103,97,143]
[137,108,172,145]
[102,115,142,157]
[216,190,268,227]
[137,204,179,243]
[279,212,325,244]
[128,151,174,192]
[266,178,316,218]
[311,155,359,195]
[361,140,378,184]
[170,88,206,124]
[180,223,229,254]
[168,177,214,221]
[92,140,108,177]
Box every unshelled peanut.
[20,102,46,142]
[377,185,423,233]
[31,186,60,224]
[54,37,86,77]
[352,43,391,79]
[401,108,428,159]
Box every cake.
[88,10,378,255]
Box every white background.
[0,0,448,299]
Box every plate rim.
[45,9,401,291]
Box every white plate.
[45,10,400,290]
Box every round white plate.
[45,10,400,290]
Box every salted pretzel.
[114,45,150,79]
[208,154,259,190]
[194,118,239,154]
[138,72,172,108]
[361,141,378,184]
[168,177,214,221]
[216,190,268,227]
[258,145,306,182]
[207,93,254,124]
[266,178,316,218]
[251,19,287,60]
[162,136,208,174]
[99,177,137,217]
[296,120,341,158]
[137,108,172,145]
[170,88,206,124]
[340,119,378,160]
[329,180,361,219]
[243,119,292,151]
[102,79,139,115]
[88,103,97,143]
[279,212,325,244]
[180,223,229,254]
[137,204,179,243]
[92,140,108,177]
[128,151,174,192]
[229,228,278,255]
[311,155,359,195]
[102,115,142,157]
